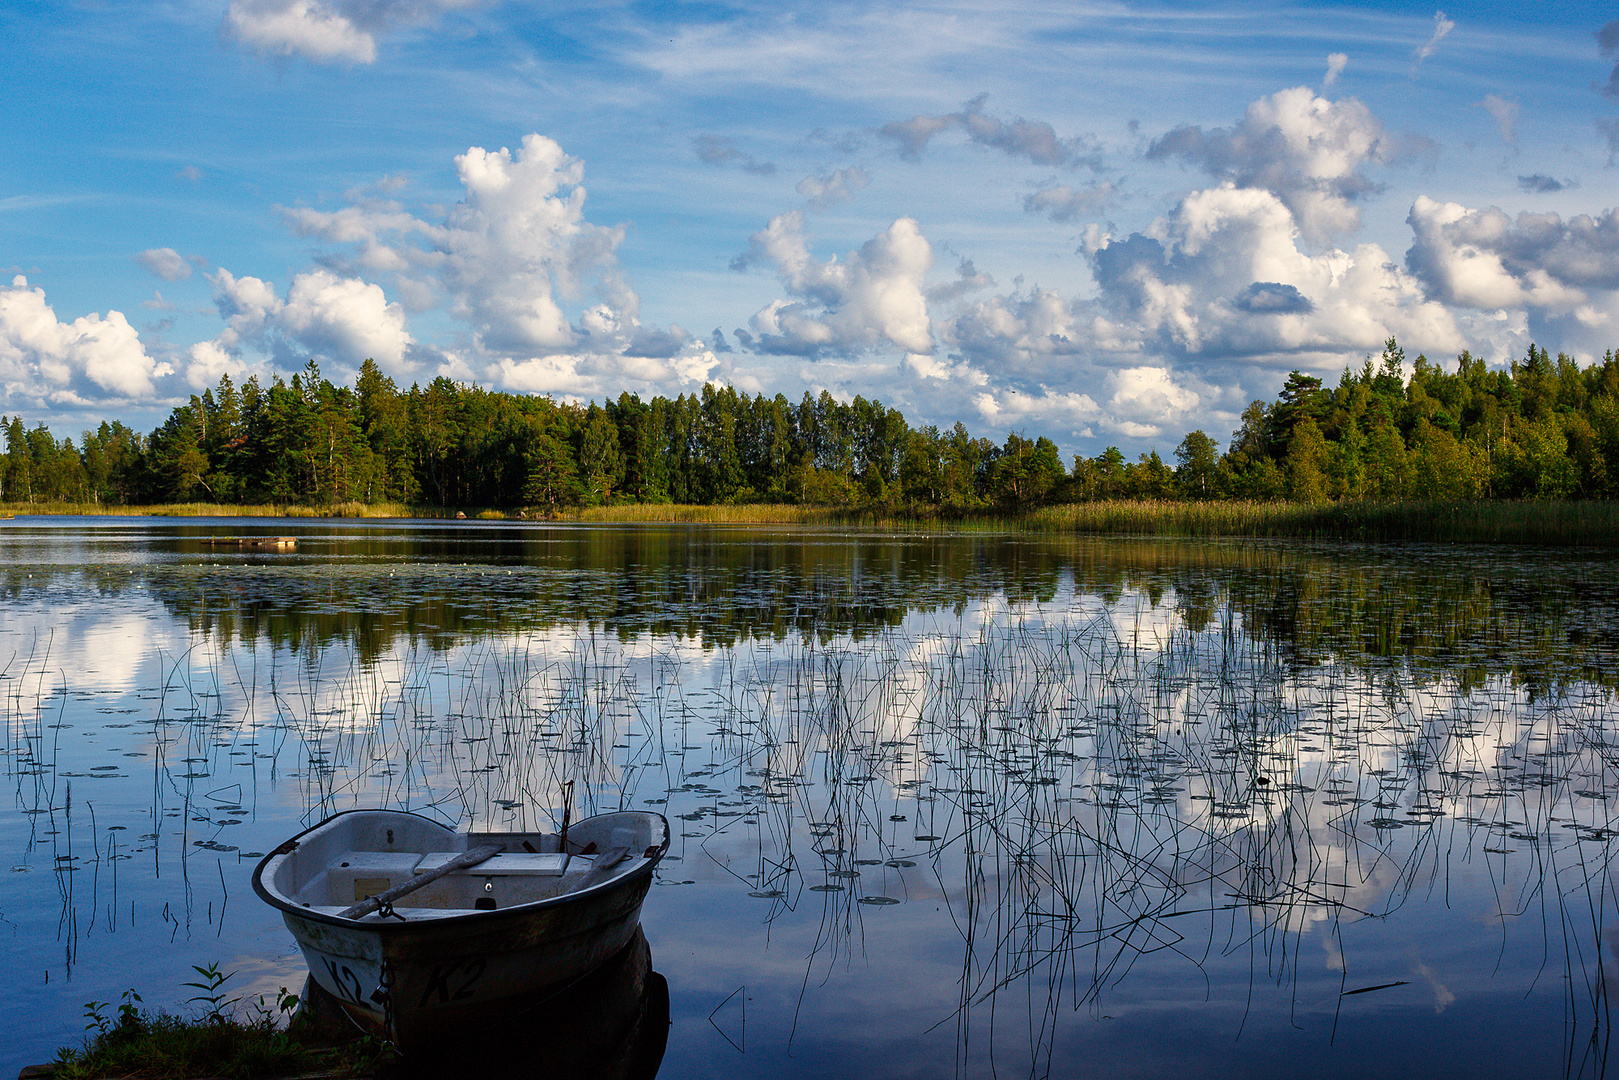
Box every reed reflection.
[4,526,1617,1078]
[654,607,1618,1077]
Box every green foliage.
[985,433,1066,510]
[1285,417,1328,502]
[82,990,142,1038]
[1174,430,1219,498]
[524,423,581,510]
[52,974,357,1080]
[8,336,1619,516]
[182,962,240,1022]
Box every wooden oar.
[567,846,632,894]
[338,844,503,920]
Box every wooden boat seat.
[338,852,425,874]
[326,852,425,903]
[321,851,578,909]
[333,851,580,878]
[414,852,573,877]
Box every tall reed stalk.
[6,497,1619,544]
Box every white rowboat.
[252,808,669,1047]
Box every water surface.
[2,517,1617,1078]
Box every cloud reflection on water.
[1,525,1616,1079]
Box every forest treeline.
[3,339,1619,511]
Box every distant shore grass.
[4,498,1617,545]
[0,500,420,519]
[1015,499,1619,545]
[575,503,854,525]
[582,498,1619,544]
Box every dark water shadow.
[303,928,668,1080]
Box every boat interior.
[260,811,667,920]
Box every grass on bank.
[1019,498,1619,545]
[49,971,376,1080]
[585,498,1619,544]
[0,501,418,519]
[5,498,1619,545]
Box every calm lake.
[3,518,1618,1078]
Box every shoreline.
[1,498,1616,545]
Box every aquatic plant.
[8,527,1619,1078]
[52,980,339,1080]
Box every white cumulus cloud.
[223,0,480,65]
[281,270,412,368]
[1323,53,1348,90]
[1108,366,1201,428]
[285,133,643,369]
[939,181,1471,442]
[1084,183,1463,362]
[971,387,1104,436]
[0,276,171,404]
[444,135,634,354]
[199,266,412,379]
[184,339,244,391]
[740,212,934,357]
[1147,87,1395,241]
[214,133,715,400]
[1405,195,1619,350]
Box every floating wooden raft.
[201,536,297,549]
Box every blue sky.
[3,1,1618,458]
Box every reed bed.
[686,610,1619,1076]
[10,553,1619,1077]
[1023,497,1619,544]
[575,498,1619,544]
[6,497,1619,545]
[575,503,855,525]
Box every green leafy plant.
[81,1001,109,1036]
[81,990,144,1039]
[182,963,240,1023]
[246,985,301,1027]
[116,990,143,1032]
[52,977,351,1080]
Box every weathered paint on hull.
[286,869,654,1044]
[254,808,668,1050]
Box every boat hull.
[254,808,667,1049]
[301,927,670,1079]
[286,869,652,1041]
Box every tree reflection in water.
[4,526,1618,1078]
